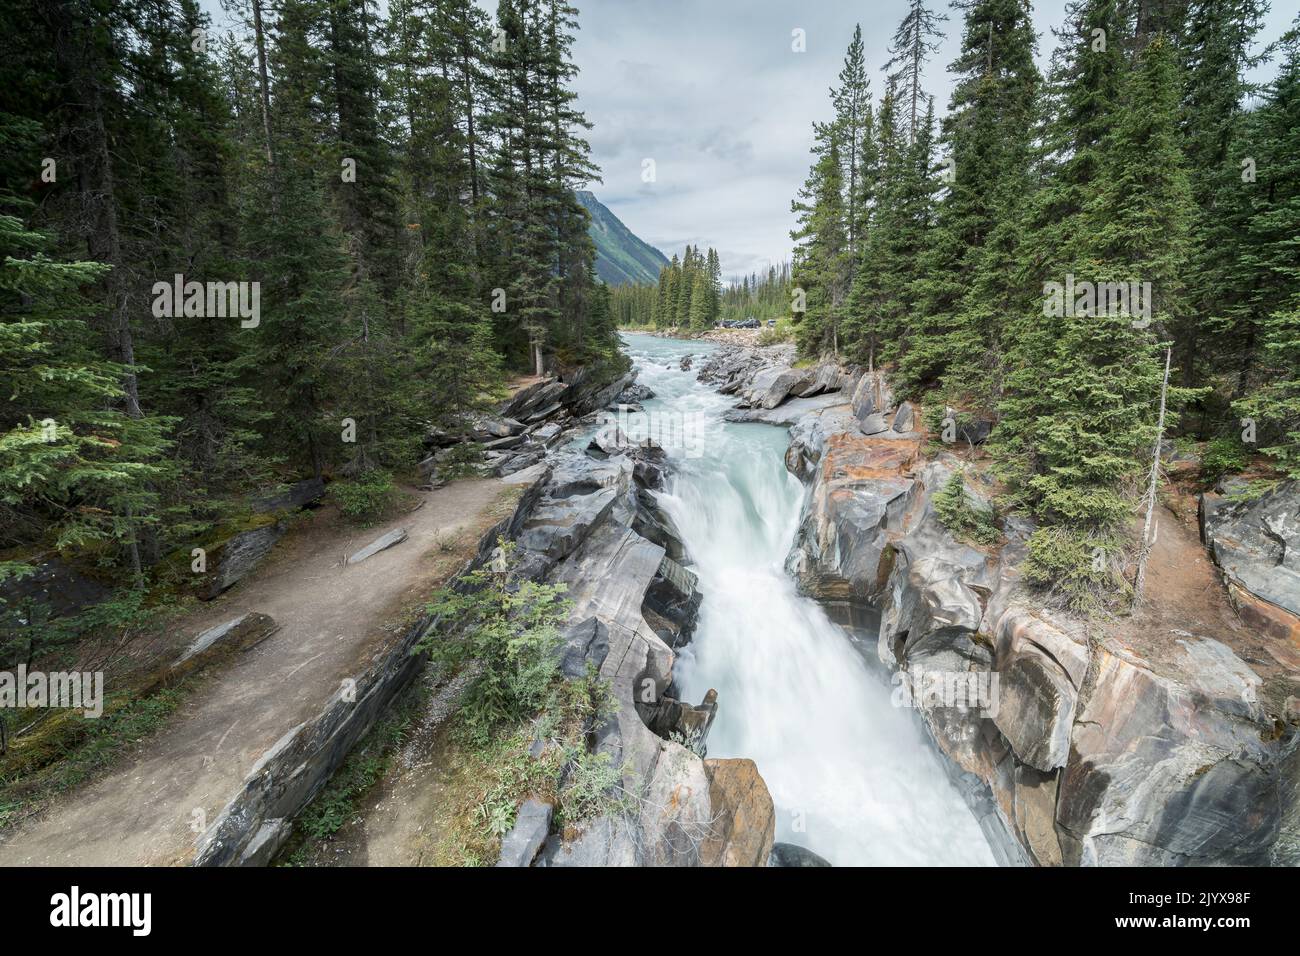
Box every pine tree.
[1007,35,1197,607]
[831,26,875,260]
[244,0,350,478]
[1234,23,1300,475]
[1178,0,1268,400]
[895,0,1040,401]
[884,0,949,144]
[844,81,903,367]
[791,124,848,357]
[0,211,172,578]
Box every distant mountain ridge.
[576,190,669,286]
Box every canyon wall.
[701,344,1300,866]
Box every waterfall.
[619,332,996,867]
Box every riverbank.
[617,325,768,347]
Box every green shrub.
[933,470,999,546]
[437,442,484,481]
[1022,526,1128,613]
[331,470,394,525]
[556,747,629,826]
[417,541,569,745]
[1200,436,1249,484]
[757,316,795,346]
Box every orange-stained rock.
[699,758,775,867]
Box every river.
[616,332,996,866]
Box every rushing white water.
[618,332,996,867]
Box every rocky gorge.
[692,338,1300,866]
[173,333,1300,868]
[189,352,777,868]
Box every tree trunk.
[1133,346,1172,603]
[252,0,276,172]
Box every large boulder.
[722,392,844,426]
[1201,480,1300,643]
[739,366,811,410]
[642,555,702,648]
[496,799,553,867]
[201,523,285,599]
[696,343,797,397]
[698,758,775,867]
[515,487,619,563]
[251,477,325,514]
[499,378,568,421]
[616,382,654,405]
[789,361,843,399]
[468,414,524,441]
[146,612,280,692]
[850,371,893,424]
[784,431,921,623]
[768,842,831,867]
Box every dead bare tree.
[1133,346,1172,603]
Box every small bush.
[1022,526,1128,613]
[417,540,569,746]
[1200,436,1249,484]
[757,316,795,346]
[331,470,394,525]
[933,470,999,546]
[556,747,629,826]
[437,442,484,481]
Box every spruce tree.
[884,0,949,144]
[791,124,848,357]
[895,0,1040,401]
[1234,23,1300,474]
[831,26,875,261]
[1007,35,1197,607]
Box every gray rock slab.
[346,527,408,564]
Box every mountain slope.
[576,190,669,286]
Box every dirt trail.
[1106,495,1298,709]
[0,478,512,866]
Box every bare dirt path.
[1105,494,1298,710]
[0,478,514,866]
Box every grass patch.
[275,687,425,865]
[0,685,185,829]
[425,665,627,866]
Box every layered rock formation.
[1201,480,1300,645]
[196,433,775,867]
[701,345,1300,867]
[422,358,640,481]
[505,441,774,866]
